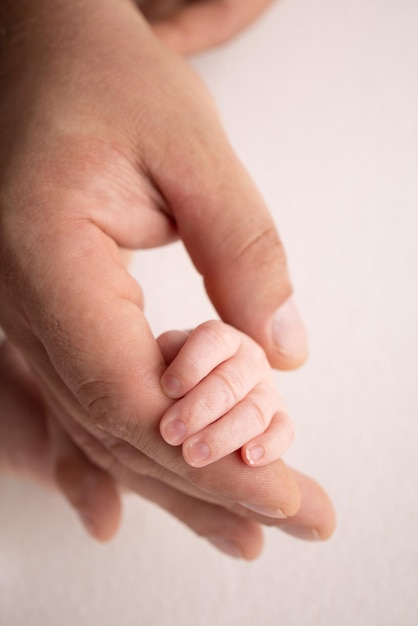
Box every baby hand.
[158,321,294,468]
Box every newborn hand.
[0,339,334,558]
[0,0,328,543]
[159,322,294,467]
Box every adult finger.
[115,463,335,557]
[42,385,333,553]
[0,340,121,541]
[255,469,337,541]
[149,0,277,55]
[53,416,334,557]
[122,470,265,560]
[151,121,308,370]
[0,340,52,481]
[14,214,300,516]
[48,415,122,542]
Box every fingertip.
[242,412,295,467]
[269,297,309,370]
[279,469,337,541]
[159,417,187,446]
[242,444,266,467]
[160,373,182,398]
[56,459,122,542]
[183,440,211,468]
[206,535,245,559]
[80,475,122,542]
[157,329,191,367]
[279,514,336,542]
[235,460,302,519]
[207,528,264,560]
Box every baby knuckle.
[212,367,244,405]
[196,320,233,353]
[184,394,213,426]
[246,397,269,430]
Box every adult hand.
[0,339,333,558]
[0,339,121,541]
[142,0,277,54]
[0,0,331,554]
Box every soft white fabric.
[1,1,417,624]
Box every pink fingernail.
[162,419,187,445]
[245,444,265,465]
[271,297,308,363]
[184,441,210,466]
[161,374,182,397]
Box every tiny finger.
[160,347,268,446]
[181,384,281,467]
[157,329,192,364]
[160,320,241,398]
[242,412,295,467]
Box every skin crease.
[0,340,335,556]
[158,322,295,469]
[0,0,336,558]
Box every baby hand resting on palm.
[159,321,294,468]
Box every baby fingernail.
[240,503,287,519]
[184,441,210,466]
[162,419,187,445]
[271,296,308,364]
[161,374,182,397]
[245,444,265,465]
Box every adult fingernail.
[207,536,244,559]
[271,297,308,364]
[280,525,320,541]
[240,503,287,519]
[161,374,182,398]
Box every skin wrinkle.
[0,0,335,553]
[38,355,236,507]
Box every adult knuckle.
[104,437,151,474]
[76,379,129,439]
[71,429,116,474]
[77,380,153,462]
[233,225,286,271]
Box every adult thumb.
[159,139,308,370]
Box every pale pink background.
[1,0,417,624]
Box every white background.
[1,0,417,624]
